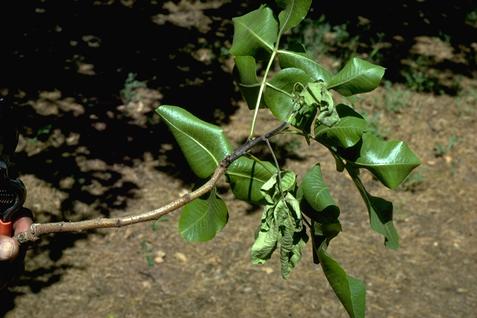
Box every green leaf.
[366,194,399,250]
[156,105,232,179]
[251,205,279,264]
[280,230,307,278]
[315,104,368,149]
[300,164,339,215]
[226,157,277,204]
[332,151,346,172]
[276,0,312,33]
[297,81,339,128]
[179,189,228,242]
[310,219,341,264]
[252,172,307,278]
[298,165,341,263]
[327,57,385,96]
[229,5,278,57]
[261,170,297,203]
[279,170,297,193]
[279,193,308,278]
[349,171,399,249]
[278,46,332,82]
[352,132,421,189]
[263,68,313,121]
[233,56,264,109]
[318,242,366,318]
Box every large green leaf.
[263,68,313,121]
[299,165,341,264]
[315,104,368,149]
[179,189,228,242]
[318,242,366,318]
[300,164,339,215]
[352,132,421,189]
[229,5,278,57]
[226,157,277,204]
[310,219,341,264]
[156,105,232,179]
[234,56,263,109]
[278,46,332,82]
[349,171,399,249]
[327,57,385,96]
[276,0,312,33]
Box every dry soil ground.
[1,1,476,317]
[3,83,477,317]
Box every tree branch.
[15,122,289,244]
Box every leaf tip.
[385,240,400,250]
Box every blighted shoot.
[157,1,421,317]
[289,81,340,140]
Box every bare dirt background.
[1,1,476,317]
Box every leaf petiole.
[264,138,284,198]
[248,49,277,139]
[248,9,290,140]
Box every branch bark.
[15,122,289,244]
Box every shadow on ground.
[0,1,252,308]
[294,0,477,94]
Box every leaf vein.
[236,20,274,52]
[161,116,219,167]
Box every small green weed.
[36,124,53,138]
[456,86,477,117]
[466,9,477,27]
[402,70,437,93]
[383,81,411,113]
[27,124,53,144]
[360,111,388,139]
[401,56,439,92]
[290,15,359,63]
[399,170,425,192]
[291,15,331,56]
[120,73,147,104]
[140,240,155,268]
[368,32,386,64]
[151,216,169,232]
[433,135,458,157]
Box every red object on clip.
[0,219,12,237]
